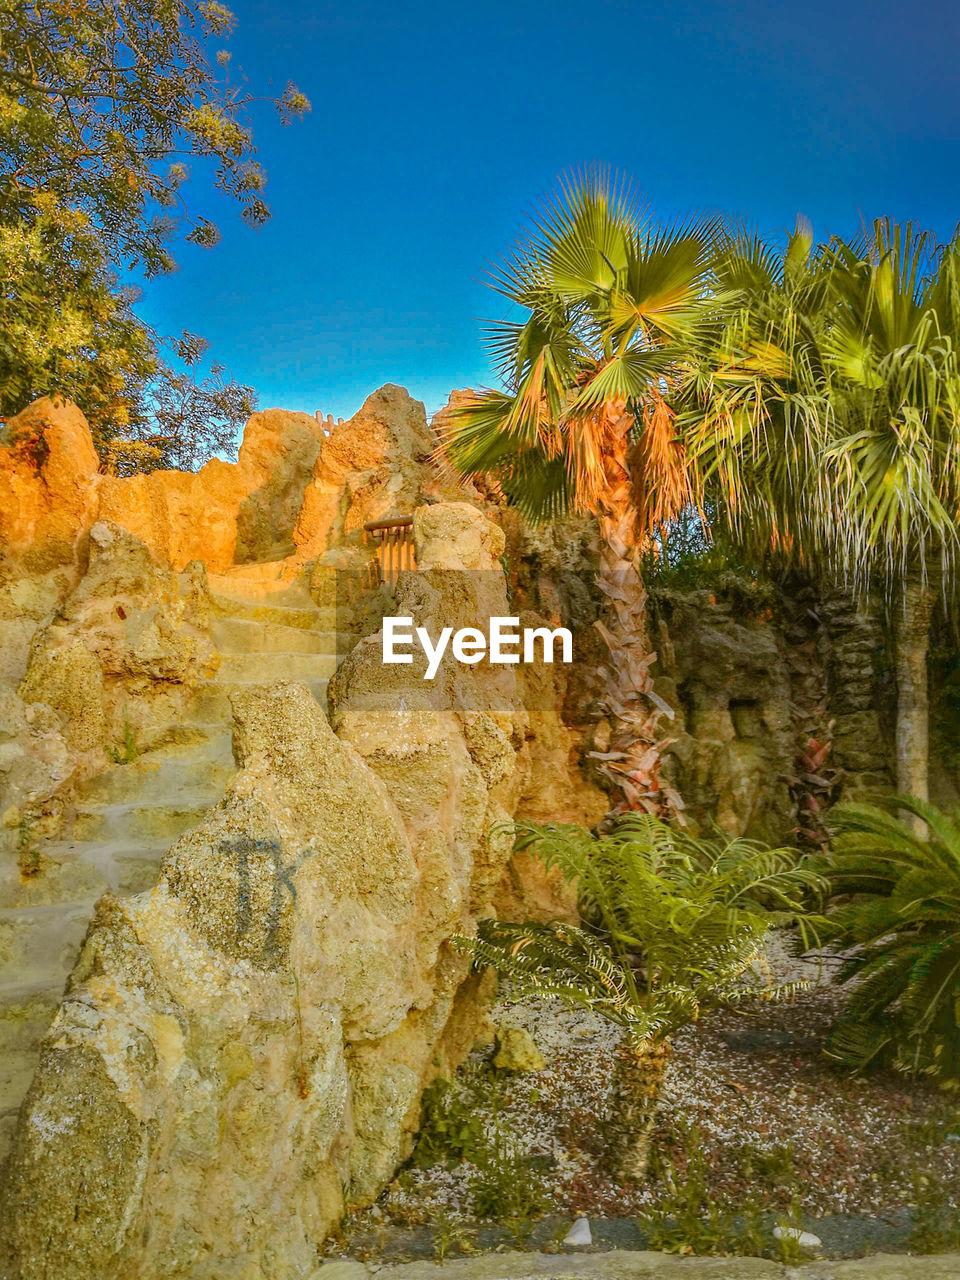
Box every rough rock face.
[0,686,411,1277]
[233,408,327,563]
[0,503,576,1279]
[0,400,100,569]
[6,522,219,862]
[650,587,795,841]
[0,389,455,577]
[295,385,466,562]
[817,590,892,795]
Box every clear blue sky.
[135,0,960,423]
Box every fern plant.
[457,815,824,1182]
[821,796,960,1081]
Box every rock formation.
[0,403,597,1276]
[0,385,460,575]
[0,386,904,1276]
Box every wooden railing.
[362,516,416,587]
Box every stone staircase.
[0,560,352,1160]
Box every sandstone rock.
[18,638,105,752]
[296,385,445,560]
[19,523,219,761]
[493,1025,546,1072]
[96,459,250,573]
[0,398,99,567]
[414,502,505,571]
[234,408,326,562]
[0,686,420,1275]
[0,516,546,1278]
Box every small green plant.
[412,1072,549,1233]
[16,815,40,877]
[457,816,825,1181]
[821,796,960,1081]
[907,1169,960,1252]
[412,1076,488,1169]
[639,1123,811,1260]
[430,1208,475,1262]
[772,1195,809,1264]
[642,1125,767,1256]
[107,710,137,765]
[467,1124,550,1234]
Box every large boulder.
[0,399,99,568]
[0,685,435,1276]
[233,408,326,563]
[295,385,460,560]
[19,523,218,750]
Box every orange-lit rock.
[295,384,460,559]
[0,398,99,566]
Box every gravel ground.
[342,932,960,1251]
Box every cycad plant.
[458,816,823,1182]
[821,796,960,1081]
[442,171,721,816]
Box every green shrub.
[458,816,824,1051]
[640,1121,805,1260]
[908,1169,960,1252]
[822,796,960,1081]
[457,816,824,1181]
[107,710,137,765]
[412,1076,487,1169]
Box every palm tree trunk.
[593,408,681,818]
[893,575,934,828]
[608,1037,671,1183]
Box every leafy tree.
[442,171,720,816]
[458,816,823,1182]
[1,0,309,273]
[688,220,960,815]
[821,795,960,1082]
[0,0,308,464]
[103,330,255,473]
[0,205,156,432]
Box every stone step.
[210,617,346,655]
[77,748,235,807]
[139,726,235,761]
[207,573,315,608]
[0,903,97,992]
[211,560,302,584]
[0,837,169,909]
[209,593,341,632]
[70,795,218,843]
[214,650,340,684]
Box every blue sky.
[135,0,960,423]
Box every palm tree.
[687,219,960,818]
[442,171,720,816]
[458,816,823,1182]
